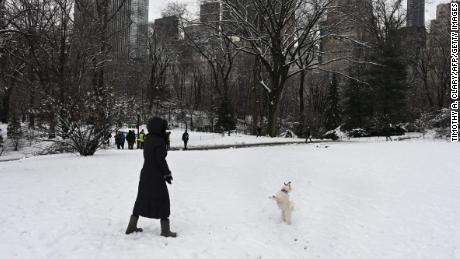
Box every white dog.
[271,182,294,225]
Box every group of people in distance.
[115,129,145,150]
[115,128,190,151]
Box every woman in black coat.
[125,117,177,237]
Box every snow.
[167,129,302,148]
[0,126,303,161]
[0,123,56,161]
[0,141,459,258]
[114,127,304,150]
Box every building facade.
[407,0,425,28]
[153,16,180,44]
[319,0,372,75]
[200,1,221,24]
[430,3,450,35]
[109,0,149,61]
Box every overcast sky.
[148,0,451,24]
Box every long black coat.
[126,131,136,143]
[133,118,172,219]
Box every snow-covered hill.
[0,141,459,258]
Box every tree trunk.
[0,87,12,123]
[266,71,286,137]
[267,94,281,137]
[48,113,56,139]
[251,58,260,135]
[298,70,306,137]
[190,111,194,131]
[251,86,259,135]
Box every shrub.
[347,128,368,138]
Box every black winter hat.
[147,117,168,136]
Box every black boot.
[125,215,143,235]
[160,219,177,238]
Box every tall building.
[401,0,427,60]
[430,3,450,35]
[319,0,372,75]
[407,0,425,28]
[109,0,149,61]
[200,1,221,24]
[153,16,180,44]
[75,0,149,61]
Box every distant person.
[166,131,171,150]
[137,130,145,149]
[125,117,177,238]
[126,130,136,150]
[305,126,312,143]
[256,127,262,137]
[182,130,189,150]
[116,131,125,149]
[385,124,393,141]
[0,129,3,149]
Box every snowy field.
[130,128,305,149]
[0,141,459,259]
[0,126,304,161]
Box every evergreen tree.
[342,77,373,130]
[7,115,22,151]
[366,26,408,124]
[370,49,407,122]
[216,96,236,134]
[324,74,341,131]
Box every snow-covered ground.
[0,141,459,259]
[0,126,303,161]
[0,123,57,162]
[125,128,304,149]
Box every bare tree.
[411,25,451,111]
[222,0,332,136]
[1,0,128,155]
[147,28,172,113]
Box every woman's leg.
[160,218,177,237]
[125,214,143,235]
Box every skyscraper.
[109,0,149,61]
[407,0,425,28]
[430,3,450,34]
[200,1,221,24]
[153,16,180,44]
[319,0,372,74]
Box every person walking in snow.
[0,129,3,150]
[137,130,145,149]
[126,130,136,150]
[256,127,262,137]
[182,130,189,150]
[116,131,125,149]
[305,126,312,143]
[384,124,393,141]
[125,117,177,237]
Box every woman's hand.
[164,175,173,184]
